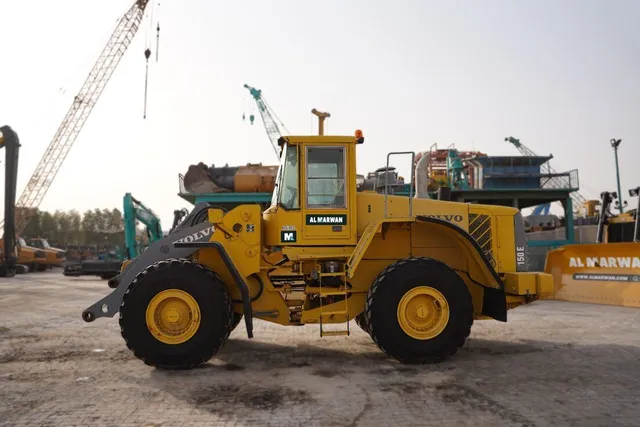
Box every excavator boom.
[0,126,21,277]
[123,193,163,259]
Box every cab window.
[306,146,346,209]
[276,144,299,209]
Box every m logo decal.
[281,230,297,243]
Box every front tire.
[354,312,369,334]
[230,312,243,332]
[119,258,233,369]
[365,257,473,364]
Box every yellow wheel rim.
[145,289,201,345]
[397,286,450,340]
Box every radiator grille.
[469,213,495,267]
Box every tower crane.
[243,84,289,160]
[2,0,152,235]
[505,136,587,214]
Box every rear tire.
[365,257,473,364]
[119,258,233,369]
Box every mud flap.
[173,240,254,338]
[482,287,507,321]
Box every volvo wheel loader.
[545,187,640,307]
[82,132,553,368]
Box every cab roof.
[277,133,364,146]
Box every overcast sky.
[1,0,638,228]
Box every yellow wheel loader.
[82,132,553,368]
[28,237,66,268]
[545,187,640,307]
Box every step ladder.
[317,266,350,337]
[346,220,382,279]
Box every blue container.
[475,156,552,190]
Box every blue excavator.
[63,193,164,280]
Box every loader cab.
[606,212,636,243]
[263,133,363,247]
[597,187,640,243]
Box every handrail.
[385,151,416,218]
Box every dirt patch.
[462,340,545,357]
[289,359,311,368]
[22,349,87,363]
[435,383,534,426]
[395,365,419,374]
[380,381,423,394]
[368,367,395,376]
[311,368,338,378]
[189,384,314,413]
[0,326,42,343]
[223,363,245,371]
[219,340,384,367]
[0,345,133,365]
[348,390,372,427]
[0,350,18,363]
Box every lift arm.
[3,0,151,236]
[0,126,20,276]
[123,193,162,259]
[170,208,189,233]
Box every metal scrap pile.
[183,162,278,194]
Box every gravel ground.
[1,271,639,427]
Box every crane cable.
[142,2,160,119]
[155,22,160,63]
[143,48,151,119]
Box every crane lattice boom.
[7,0,150,234]
[244,84,289,159]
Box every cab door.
[301,144,355,244]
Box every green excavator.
[63,193,163,280]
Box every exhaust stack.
[595,191,616,244]
[630,186,640,243]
